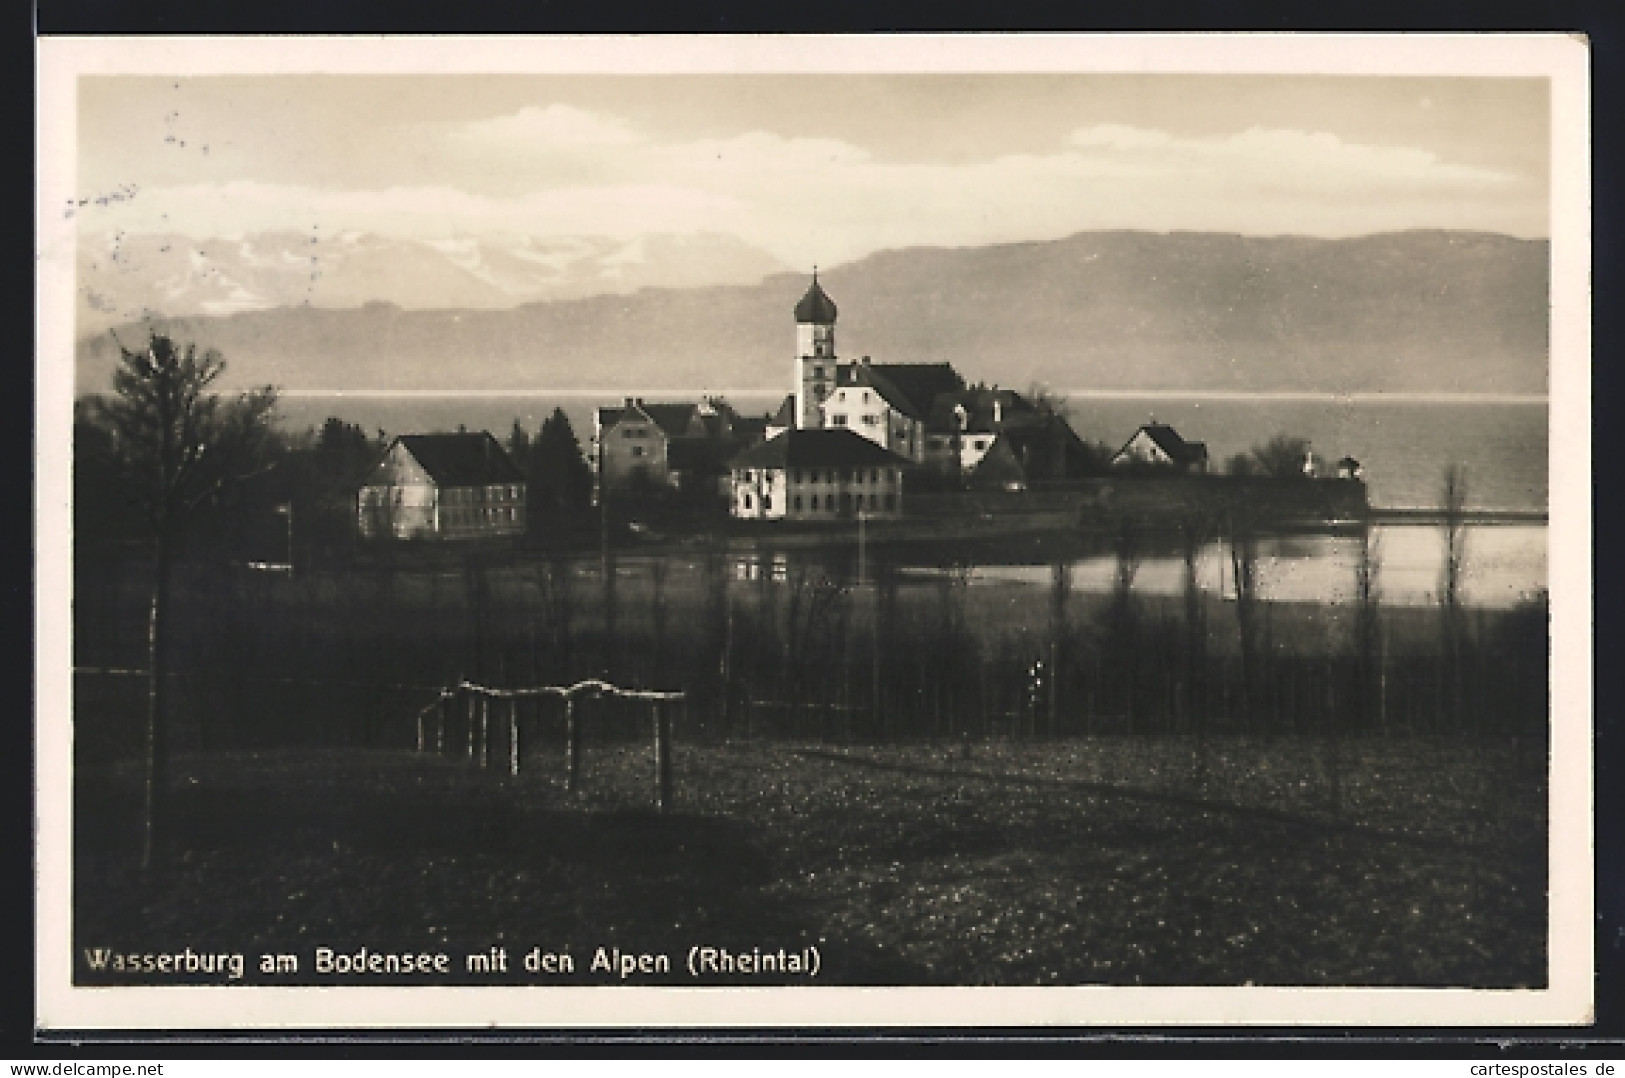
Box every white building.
[1110,422,1210,474]
[728,429,908,522]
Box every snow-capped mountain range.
[75,229,789,333]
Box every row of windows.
[739,492,897,514]
[443,485,524,503]
[794,492,894,513]
[360,485,522,506]
[443,506,521,527]
[738,468,895,484]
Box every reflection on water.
[953,524,1546,608]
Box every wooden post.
[653,700,672,813]
[436,693,449,754]
[565,697,580,792]
[509,697,520,777]
[466,691,477,760]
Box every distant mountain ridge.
[74,229,1548,397]
[76,229,790,333]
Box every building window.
[764,494,772,512]
[885,493,896,510]
[744,494,753,510]
[790,469,801,484]
[871,469,880,483]
[809,470,820,483]
[974,438,988,450]
[631,445,646,457]
[832,415,847,427]
[861,414,879,426]
[793,495,803,511]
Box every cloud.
[448,103,644,147]
[77,113,1539,271]
[1066,123,1515,187]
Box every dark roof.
[969,436,1028,489]
[597,401,703,439]
[641,403,704,439]
[396,432,525,486]
[769,394,797,428]
[838,361,966,420]
[794,273,838,323]
[728,429,911,470]
[1118,423,1208,465]
[668,438,727,474]
[596,404,643,430]
[923,386,1042,434]
[731,416,770,444]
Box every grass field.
[73,733,1547,988]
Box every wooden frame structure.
[413,678,684,811]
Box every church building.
[744,272,1090,505]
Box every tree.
[507,418,531,463]
[1439,463,1468,731]
[1225,452,1258,478]
[1251,434,1312,479]
[1025,383,1072,421]
[86,333,278,869]
[527,408,593,516]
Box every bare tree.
[1226,502,1263,732]
[1048,558,1072,737]
[1025,383,1072,421]
[86,333,278,869]
[1439,464,1468,731]
[1353,523,1384,733]
[1251,434,1313,479]
[1107,515,1144,730]
[1179,509,1212,746]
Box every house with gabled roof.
[592,397,715,494]
[727,428,908,521]
[357,431,527,541]
[820,358,965,465]
[1110,422,1210,474]
[594,395,774,500]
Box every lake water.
[277,391,1549,513]
[941,524,1547,609]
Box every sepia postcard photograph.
[34,33,1593,1032]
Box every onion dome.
[794,270,838,324]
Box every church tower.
[794,270,838,429]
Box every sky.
[73,73,1551,270]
